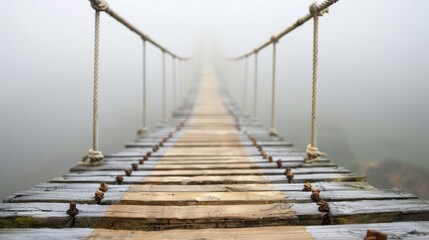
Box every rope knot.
[90,0,109,11]
[309,2,329,17]
[80,149,103,166]
[270,36,278,44]
[305,144,326,163]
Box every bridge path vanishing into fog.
[1,70,429,239]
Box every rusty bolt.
[364,229,387,240]
[131,163,138,170]
[321,212,334,225]
[284,167,294,183]
[116,175,124,184]
[99,182,109,192]
[257,144,263,151]
[303,181,312,191]
[268,155,273,162]
[168,132,173,138]
[125,168,132,176]
[94,189,104,204]
[317,200,330,212]
[152,145,159,152]
[66,202,79,217]
[276,159,282,168]
[146,151,152,158]
[176,126,181,131]
[262,152,268,159]
[159,141,164,147]
[139,158,145,164]
[311,188,321,202]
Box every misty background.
[0,0,428,199]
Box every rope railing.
[225,0,340,163]
[81,0,191,165]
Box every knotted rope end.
[305,144,327,164]
[90,0,109,12]
[80,149,104,166]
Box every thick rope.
[306,3,327,163]
[173,57,177,114]
[143,40,147,128]
[161,51,166,124]
[81,10,103,165]
[137,39,148,136]
[241,57,248,113]
[269,40,278,136]
[252,51,258,122]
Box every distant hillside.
[357,160,429,199]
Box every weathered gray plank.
[4,189,416,205]
[1,200,429,229]
[62,167,350,177]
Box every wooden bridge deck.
[1,71,429,239]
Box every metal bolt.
[139,158,145,164]
[284,167,294,183]
[276,159,282,168]
[364,229,387,240]
[262,152,268,159]
[152,145,158,152]
[321,212,334,225]
[168,132,173,138]
[116,175,124,184]
[66,202,79,217]
[145,151,152,158]
[303,181,312,191]
[268,155,273,162]
[131,163,138,170]
[125,168,132,176]
[159,141,164,147]
[99,182,109,192]
[94,189,104,204]
[317,200,330,212]
[311,188,321,202]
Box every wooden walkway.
[1,70,429,239]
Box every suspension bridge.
[1,0,429,239]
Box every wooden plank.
[5,189,414,205]
[2,221,428,239]
[30,181,376,192]
[49,173,365,184]
[1,200,429,229]
[62,167,350,177]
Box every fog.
[1,0,428,198]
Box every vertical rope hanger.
[137,39,148,136]
[252,51,259,123]
[241,57,248,114]
[81,0,109,166]
[172,57,177,115]
[269,38,279,137]
[160,51,167,125]
[305,3,329,163]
